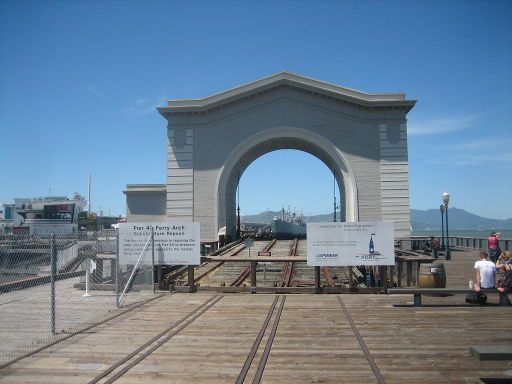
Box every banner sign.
[119,222,200,265]
[30,223,77,236]
[306,222,394,266]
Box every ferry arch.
[155,72,416,243]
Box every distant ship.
[270,207,306,239]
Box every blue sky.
[1,0,511,219]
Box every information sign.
[257,251,271,256]
[119,222,200,265]
[307,222,394,266]
[244,238,254,248]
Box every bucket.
[418,263,446,288]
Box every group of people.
[474,232,512,293]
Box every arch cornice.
[158,72,416,117]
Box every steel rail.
[230,268,251,287]
[165,243,247,286]
[230,239,276,287]
[235,296,280,384]
[0,294,165,371]
[262,239,277,252]
[337,296,386,384]
[252,295,286,383]
[98,295,224,384]
[278,238,298,287]
[163,265,188,283]
[194,242,247,283]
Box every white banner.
[307,222,395,266]
[30,223,77,236]
[119,222,200,265]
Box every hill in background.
[241,208,512,229]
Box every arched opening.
[216,127,358,242]
[236,149,345,228]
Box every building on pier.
[125,72,416,245]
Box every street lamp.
[439,204,445,250]
[442,191,451,260]
[333,169,339,222]
[236,172,241,240]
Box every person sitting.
[424,236,440,255]
[474,251,496,291]
[496,251,512,293]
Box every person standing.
[487,232,499,263]
[474,251,496,290]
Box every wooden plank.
[3,249,512,383]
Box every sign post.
[244,238,254,258]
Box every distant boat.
[270,207,306,239]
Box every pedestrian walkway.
[1,291,511,383]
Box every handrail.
[118,235,151,307]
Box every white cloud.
[408,115,475,135]
[425,136,512,167]
[123,96,167,116]
[86,84,102,97]
[440,136,512,151]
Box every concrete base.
[470,345,512,360]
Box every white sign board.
[244,238,254,248]
[307,222,394,266]
[119,222,200,265]
[30,223,77,236]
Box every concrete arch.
[216,126,359,238]
[154,72,415,242]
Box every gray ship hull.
[271,219,306,238]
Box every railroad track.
[229,239,276,287]
[164,242,248,287]
[2,292,387,383]
[89,294,288,384]
[277,238,298,287]
[236,295,286,383]
[87,295,224,384]
[194,242,247,283]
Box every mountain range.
[241,208,512,229]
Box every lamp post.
[440,204,445,250]
[236,172,241,240]
[333,169,339,222]
[442,191,451,260]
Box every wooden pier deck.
[1,248,511,383]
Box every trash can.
[418,263,446,288]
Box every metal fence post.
[115,230,120,308]
[314,266,321,293]
[188,265,196,293]
[250,261,257,294]
[83,258,91,297]
[151,228,155,293]
[50,233,56,335]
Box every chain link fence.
[0,231,156,368]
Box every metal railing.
[405,236,510,252]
